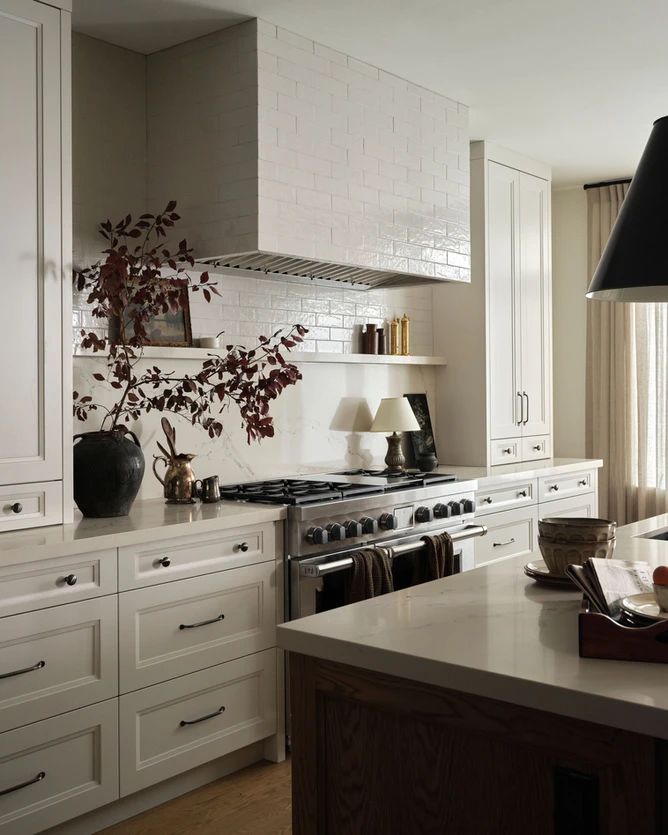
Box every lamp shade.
[586,116,668,302]
[370,397,420,433]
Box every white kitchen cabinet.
[434,143,552,466]
[539,492,597,520]
[0,0,71,527]
[474,505,539,567]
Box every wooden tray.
[579,598,668,663]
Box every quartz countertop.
[437,457,603,488]
[0,499,286,563]
[277,513,668,740]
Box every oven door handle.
[298,524,487,579]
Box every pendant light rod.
[583,177,632,191]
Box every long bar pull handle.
[493,538,516,548]
[179,614,225,630]
[0,659,45,680]
[523,392,529,425]
[179,706,225,727]
[0,771,46,797]
[517,392,523,425]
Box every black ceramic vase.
[73,430,145,517]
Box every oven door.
[289,523,486,620]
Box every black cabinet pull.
[179,614,225,630]
[483,497,493,504]
[179,705,225,727]
[0,659,45,680]
[9,502,23,514]
[0,770,46,797]
[578,479,588,487]
[157,556,171,568]
[235,542,249,552]
[62,574,77,586]
[493,538,516,548]
[518,490,528,497]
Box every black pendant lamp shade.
[586,116,668,302]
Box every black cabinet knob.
[415,506,433,523]
[235,542,249,552]
[344,520,363,538]
[379,513,398,530]
[360,516,378,534]
[63,573,77,586]
[10,502,22,514]
[433,503,451,518]
[326,523,346,541]
[158,556,171,568]
[306,527,329,545]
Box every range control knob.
[360,516,379,534]
[379,513,399,531]
[433,503,452,519]
[461,498,476,514]
[306,526,329,545]
[344,520,363,538]
[415,506,433,523]
[326,522,346,541]
[448,501,463,516]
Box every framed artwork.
[404,393,438,467]
[109,279,193,347]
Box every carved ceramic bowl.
[538,517,616,544]
[538,535,616,576]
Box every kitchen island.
[277,514,668,835]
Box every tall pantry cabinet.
[0,0,72,529]
[434,142,552,467]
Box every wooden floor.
[100,760,292,835]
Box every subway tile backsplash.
[72,269,434,355]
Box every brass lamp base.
[383,432,406,475]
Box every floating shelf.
[74,347,447,366]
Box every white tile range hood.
[147,19,471,289]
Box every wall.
[71,27,450,499]
[551,186,587,457]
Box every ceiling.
[72,0,668,186]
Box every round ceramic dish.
[523,559,574,589]
[538,517,616,543]
[538,535,616,575]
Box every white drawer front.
[490,439,521,466]
[539,469,597,502]
[0,700,119,834]
[539,492,597,520]
[0,597,118,733]
[521,435,551,461]
[0,482,62,532]
[119,561,276,693]
[475,479,536,517]
[475,506,539,567]
[119,649,277,796]
[118,523,275,590]
[0,548,117,619]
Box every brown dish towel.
[344,547,394,604]
[413,531,455,584]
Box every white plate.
[619,592,668,622]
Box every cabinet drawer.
[0,597,118,733]
[539,469,597,502]
[119,649,277,796]
[118,523,276,590]
[0,548,117,619]
[0,700,119,835]
[539,492,597,520]
[475,479,536,517]
[490,439,521,466]
[119,561,276,693]
[475,506,539,567]
[0,482,62,532]
[521,435,551,461]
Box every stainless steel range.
[220,469,486,619]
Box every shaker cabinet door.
[487,161,522,441]
[518,172,551,439]
[0,0,63,486]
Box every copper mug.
[195,475,221,503]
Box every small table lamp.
[370,397,420,474]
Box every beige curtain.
[586,182,668,524]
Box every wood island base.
[289,653,666,834]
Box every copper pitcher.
[153,452,198,504]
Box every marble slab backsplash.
[73,354,438,501]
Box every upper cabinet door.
[0,0,62,486]
[487,161,522,440]
[518,172,551,438]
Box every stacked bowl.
[538,517,617,576]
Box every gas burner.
[332,469,457,488]
[219,477,386,505]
